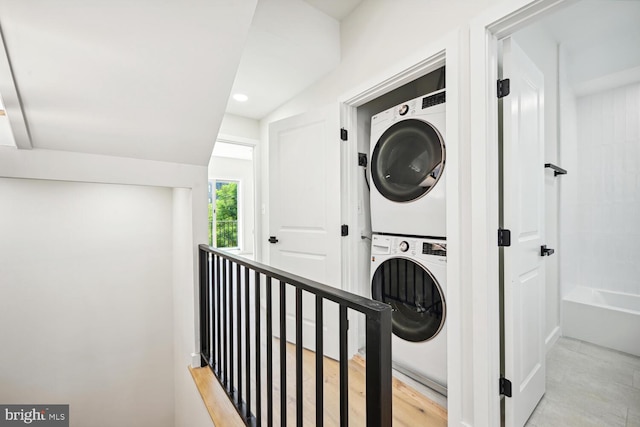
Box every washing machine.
[370,233,447,393]
[369,89,446,238]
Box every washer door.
[371,119,444,202]
[371,257,445,342]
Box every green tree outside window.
[213,182,238,248]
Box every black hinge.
[498,229,511,247]
[340,128,348,141]
[500,377,512,398]
[358,152,367,167]
[497,79,510,98]
[341,225,349,236]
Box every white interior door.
[501,37,546,427]
[268,104,342,359]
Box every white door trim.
[469,1,570,426]
[339,29,464,426]
[216,133,258,147]
[212,134,260,259]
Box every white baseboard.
[545,326,561,353]
[191,352,202,368]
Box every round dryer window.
[371,257,445,342]
[371,119,445,202]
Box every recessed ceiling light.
[233,93,248,102]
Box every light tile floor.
[525,337,640,427]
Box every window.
[208,180,239,248]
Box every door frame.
[469,0,570,425]
[338,29,464,425]
[211,134,258,256]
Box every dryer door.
[371,257,445,342]
[371,119,444,202]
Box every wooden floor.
[192,341,447,427]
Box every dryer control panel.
[423,242,447,257]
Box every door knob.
[268,236,279,244]
[540,245,555,256]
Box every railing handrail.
[199,244,390,318]
[199,244,393,426]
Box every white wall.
[0,178,175,426]
[219,114,260,142]
[172,188,213,427]
[564,82,640,296]
[558,46,579,300]
[512,26,561,347]
[0,147,211,427]
[260,0,496,124]
[208,155,255,255]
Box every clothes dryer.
[370,89,446,238]
[370,234,447,393]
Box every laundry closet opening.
[353,65,448,405]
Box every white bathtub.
[563,286,640,357]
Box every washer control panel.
[371,234,446,259]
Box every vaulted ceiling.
[223,0,364,120]
[0,0,258,165]
[0,0,368,165]
[224,0,342,119]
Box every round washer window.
[371,257,445,342]
[371,119,444,202]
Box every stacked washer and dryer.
[369,88,448,395]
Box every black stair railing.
[198,244,393,427]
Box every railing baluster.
[266,277,273,427]
[198,248,209,366]
[209,253,214,366]
[236,262,242,406]
[339,305,349,427]
[244,266,251,418]
[255,271,262,427]
[229,260,235,395]
[216,255,222,375]
[222,257,228,386]
[296,288,303,427]
[315,296,324,427]
[205,257,211,363]
[280,281,287,427]
[365,309,392,427]
[212,254,216,369]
